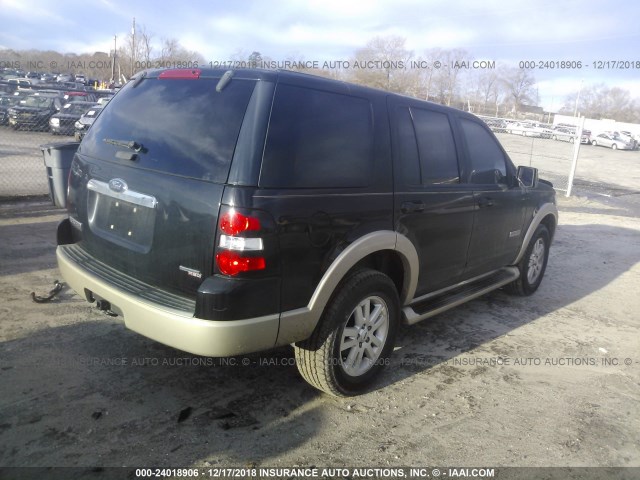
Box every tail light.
[215,208,266,276]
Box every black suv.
[0,93,20,124]
[7,93,63,130]
[56,69,557,396]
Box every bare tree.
[475,70,501,113]
[158,37,204,65]
[348,35,414,93]
[139,26,153,64]
[160,38,180,60]
[561,83,640,122]
[501,67,536,115]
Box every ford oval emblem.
[108,178,128,193]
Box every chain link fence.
[1,82,111,199]
[478,115,585,195]
[1,84,638,202]
[0,128,51,198]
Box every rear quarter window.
[80,77,256,182]
[260,84,374,188]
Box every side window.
[459,118,508,185]
[260,84,373,188]
[410,107,460,185]
[395,107,420,185]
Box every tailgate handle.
[87,179,158,209]
[401,201,425,214]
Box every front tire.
[294,269,399,396]
[506,224,550,296]
[612,143,617,150]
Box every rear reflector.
[216,251,266,276]
[158,69,201,79]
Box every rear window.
[80,77,256,182]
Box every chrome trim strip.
[253,192,393,199]
[87,179,158,209]
[512,203,558,265]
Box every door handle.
[401,201,425,213]
[477,197,494,207]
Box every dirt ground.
[0,193,639,471]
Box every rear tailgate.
[68,70,257,297]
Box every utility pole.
[573,79,583,117]
[131,17,136,77]
[111,34,117,83]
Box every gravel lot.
[0,191,638,472]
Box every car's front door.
[455,117,528,278]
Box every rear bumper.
[57,244,280,357]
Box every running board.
[402,267,520,325]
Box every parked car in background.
[75,75,87,85]
[40,73,56,83]
[532,123,554,139]
[96,95,114,105]
[552,127,575,143]
[50,101,97,135]
[74,104,104,140]
[482,118,508,133]
[57,73,73,83]
[591,133,633,150]
[581,130,592,144]
[63,91,98,103]
[8,90,32,101]
[7,78,32,89]
[616,131,638,150]
[25,72,41,84]
[7,93,63,130]
[508,122,541,137]
[0,93,21,124]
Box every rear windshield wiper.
[103,138,145,152]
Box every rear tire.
[294,269,399,396]
[506,224,550,296]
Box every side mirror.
[517,166,538,188]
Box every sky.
[1,0,640,111]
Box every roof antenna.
[216,70,234,92]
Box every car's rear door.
[389,98,476,296]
